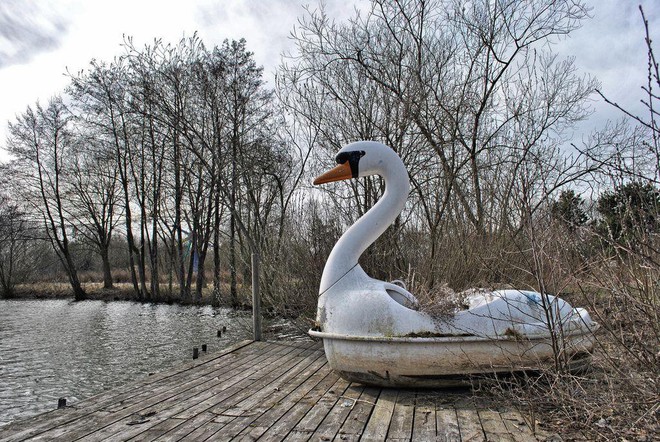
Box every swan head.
[313,141,404,185]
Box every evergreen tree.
[551,190,588,232]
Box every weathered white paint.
[311,141,599,387]
[309,328,597,387]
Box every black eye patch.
[335,150,365,178]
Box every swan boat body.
[309,141,598,387]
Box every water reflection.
[0,299,251,427]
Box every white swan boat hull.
[309,329,596,387]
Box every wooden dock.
[0,340,546,441]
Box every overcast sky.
[0,0,658,161]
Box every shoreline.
[2,283,252,308]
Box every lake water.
[0,299,253,427]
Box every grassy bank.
[5,282,251,307]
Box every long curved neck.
[319,161,409,294]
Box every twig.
[339,396,376,410]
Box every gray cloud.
[0,0,70,68]
[193,0,306,75]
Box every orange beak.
[313,162,353,185]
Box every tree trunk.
[100,245,113,289]
[212,190,222,308]
[229,211,238,306]
[195,250,207,303]
[63,252,87,301]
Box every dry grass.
[13,282,148,302]
[472,336,659,441]
[10,280,255,307]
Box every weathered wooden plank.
[0,339,256,442]
[104,346,308,437]
[334,386,379,441]
[386,390,415,440]
[148,341,320,442]
[456,408,486,442]
[436,406,461,442]
[102,340,274,414]
[478,409,516,442]
[281,429,313,442]
[214,346,324,418]
[175,342,321,419]
[28,341,302,441]
[412,394,436,442]
[148,412,216,442]
[58,343,283,442]
[234,427,270,442]
[196,348,327,440]
[72,342,314,442]
[360,388,397,440]
[179,342,319,428]
[254,369,340,440]
[282,376,351,441]
[170,413,236,441]
[116,417,182,442]
[177,419,232,441]
[232,358,336,440]
[499,410,539,441]
[310,384,364,441]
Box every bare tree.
[0,196,33,297]
[280,0,598,288]
[66,140,121,289]
[69,59,145,299]
[5,98,86,300]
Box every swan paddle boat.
[308,141,598,387]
